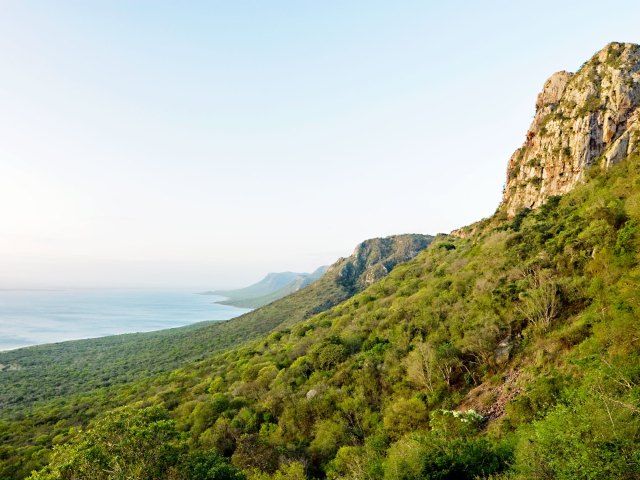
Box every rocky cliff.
[332,235,432,294]
[502,42,640,215]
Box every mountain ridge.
[225,234,434,332]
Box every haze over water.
[0,289,250,351]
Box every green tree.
[29,405,184,480]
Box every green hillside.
[15,153,640,480]
[233,235,434,332]
[0,234,431,479]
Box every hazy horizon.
[0,288,251,350]
[2,1,640,289]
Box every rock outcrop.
[332,234,433,294]
[502,42,640,216]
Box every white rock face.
[502,42,640,216]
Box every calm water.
[0,289,250,351]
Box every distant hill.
[202,266,328,309]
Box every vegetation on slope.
[20,153,640,479]
[0,234,431,479]
[0,320,257,410]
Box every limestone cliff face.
[502,42,640,216]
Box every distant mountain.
[202,266,328,309]
[201,232,433,314]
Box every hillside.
[218,234,434,334]
[0,235,429,416]
[26,150,640,480]
[0,234,431,479]
[6,43,640,480]
[208,267,329,309]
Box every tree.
[435,343,463,387]
[29,405,244,480]
[518,267,559,331]
[405,342,437,393]
[383,397,428,440]
[29,405,184,480]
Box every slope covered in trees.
[0,234,431,479]
[24,152,640,479]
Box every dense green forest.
[3,153,640,479]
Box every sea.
[0,289,250,351]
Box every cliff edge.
[502,42,640,215]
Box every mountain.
[502,42,640,215]
[206,267,329,309]
[7,43,640,480]
[206,232,433,314]
[332,235,431,294]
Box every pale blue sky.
[1,1,639,288]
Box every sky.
[1,1,639,289]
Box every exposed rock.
[450,227,470,238]
[235,234,433,333]
[494,337,513,365]
[331,234,433,294]
[306,389,318,400]
[502,42,640,216]
[0,363,21,372]
[605,131,630,166]
[457,370,525,421]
